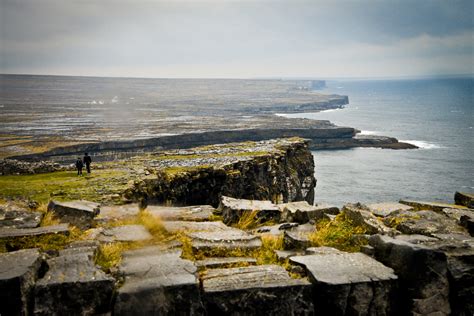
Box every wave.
[399,140,443,149]
[359,130,379,135]
[319,108,344,113]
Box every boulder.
[187,228,262,255]
[201,265,313,315]
[442,207,474,236]
[0,205,43,228]
[162,220,231,233]
[47,200,100,229]
[283,223,316,250]
[369,234,451,315]
[384,209,468,237]
[146,205,215,221]
[399,199,469,212]
[0,224,69,239]
[0,249,43,316]
[278,201,339,223]
[114,248,202,315]
[460,214,474,236]
[291,251,397,315]
[195,257,257,269]
[367,202,413,217]
[342,203,396,235]
[34,252,115,315]
[218,196,280,225]
[454,191,474,208]
[95,224,152,243]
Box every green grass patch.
[0,169,130,203]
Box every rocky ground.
[1,193,473,315]
[1,78,415,162]
[0,138,472,315]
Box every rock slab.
[188,228,262,255]
[96,224,152,242]
[291,251,397,315]
[219,196,280,225]
[202,265,313,315]
[115,248,202,315]
[0,249,43,316]
[147,205,215,221]
[0,224,69,239]
[0,206,43,229]
[454,191,474,208]
[34,252,115,315]
[48,200,100,229]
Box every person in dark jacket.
[75,158,84,176]
[83,153,92,174]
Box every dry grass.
[94,242,128,272]
[309,214,367,252]
[233,210,259,230]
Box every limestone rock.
[146,205,214,221]
[460,214,474,236]
[342,203,396,235]
[442,207,474,236]
[162,220,230,233]
[367,202,413,217]
[195,257,257,269]
[47,200,100,229]
[96,224,152,242]
[399,199,469,212]
[291,251,397,315]
[384,209,468,237]
[454,191,474,208]
[283,223,316,250]
[274,249,304,262]
[188,228,262,255]
[115,249,202,315]
[278,201,339,223]
[0,249,43,316]
[0,224,69,239]
[305,246,343,255]
[34,252,114,315]
[219,196,281,225]
[201,265,313,315]
[369,234,451,315]
[0,205,43,228]
[97,204,140,222]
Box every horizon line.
[1,72,473,81]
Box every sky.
[0,0,473,78]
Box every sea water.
[282,78,473,206]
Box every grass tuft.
[309,214,367,252]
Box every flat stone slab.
[97,204,140,221]
[219,196,281,225]
[291,252,397,315]
[400,199,469,212]
[96,224,152,242]
[278,201,339,223]
[202,265,313,314]
[162,220,231,233]
[0,206,43,228]
[384,210,468,237]
[342,203,396,235]
[147,205,214,221]
[0,249,43,316]
[367,202,414,217]
[48,200,100,229]
[274,249,304,262]
[455,191,474,208]
[34,252,115,315]
[0,224,69,239]
[115,249,201,315]
[283,223,316,250]
[188,228,262,254]
[305,246,343,255]
[195,257,257,269]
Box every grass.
[309,214,367,252]
[95,242,128,272]
[0,169,130,203]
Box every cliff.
[123,138,316,207]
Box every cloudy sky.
[0,0,472,78]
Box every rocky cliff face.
[124,138,316,207]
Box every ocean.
[282,78,474,206]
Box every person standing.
[83,152,92,174]
[75,157,84,176]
